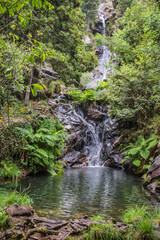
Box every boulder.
[148,155,160,173]
[6,205,34,217]
[87,108,106,121]
[144,154,160,198]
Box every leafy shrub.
[0,160,20,180]
[103,0,160,126]
[16,118,67,175]
[68,89,96,105]
[80,72,93,88]
[122,135,158,169]
[94,34,108,47]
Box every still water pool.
[17,167,152,219]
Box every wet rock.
[63,151,88,167]
[4,230,25,240]
[3,206,93,240]
[147,182,158,193]
[87,108,106,121]
[6,205,34,217]
[51,95,122,168]
[148,155,160,173]
[96,47,103,57]
[144,154,160,198]
[112,0,117,9]
[151,168,160,180]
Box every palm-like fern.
[16,118,67,175]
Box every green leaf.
[143,164,151,170]
[32,84,44,91]
[136,135,145,146]
[42,52,45,62]
[121,158,127,163]
[27,54,35,64]
[146,137,157,144]
[125,146,141,156]
[31,86,37,97]
[140,149,150,160]
[35,148,48,158]
[147,140,158,150]
[47,168,57,176]
[55,147,61,155]
[132,160,141,167]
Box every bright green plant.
[122,135,158,168]
[91,215,104,221]
[137,219,158,240]
[16,118,67,175]
[121,206,159,240]
[83,223,122,240]
[68,89,96,105]
[121,206,151,224]
[94,34,108,47]
[0,189,33,230]
[0,160,20,180]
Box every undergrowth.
[81,206,159,240]
[0,189,32,231]
[0,118,67,178]
[83,223,122,240]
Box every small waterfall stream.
[87,11,114,89]
[50,8,121,168]
[51,95,122,167]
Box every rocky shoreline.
[0,205,128,240]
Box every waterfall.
[100,15,106,35]
[87,12,114,89]
[51,96,122,168]
[51,5,121,168]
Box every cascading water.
[51,7,121,167]
[51,95,122,167]
[87,12,114,89]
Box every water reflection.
[18,167,149,219]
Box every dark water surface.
[18,167,152,219]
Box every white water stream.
[87,11,114,89]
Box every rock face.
[93,0,116,35]
[1,205,92,240]
[50,95,122,168]
[1,205,129,240]
[144,155,160,200]
[6,205,34,217]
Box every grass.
[121,205,151,224]
[83,223,122,240]
[121,206,159,240]
[82,207,160,240]
[0,188,33,230]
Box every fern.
[16,119,67,175]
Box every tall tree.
[81,0,100,25]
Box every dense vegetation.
[66,206,160,240]
[0,189,32,230]
[0,0,98,178]
[103,0,160,127]
[0,0,160,235]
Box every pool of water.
[17,167,152,219]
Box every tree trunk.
[24,66,33,106]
